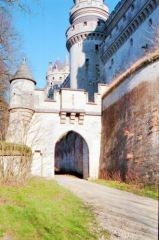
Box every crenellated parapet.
[66,0,108,50]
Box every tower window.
[97,21,101,26]
[149,18,153,26]
[131,4,134,10]
[84,21,87,26]
[130,38,133,46]
[95,44,99,51]
[123,14,126,21]
[111,59,114,65]
[85,58,89,66]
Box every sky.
[13,0,119,88]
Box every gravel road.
[55,175,158,240]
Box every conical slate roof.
[10,58,36,84]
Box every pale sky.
[13,0,119,87]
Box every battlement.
[34,84,108,119]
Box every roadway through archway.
[54,131,89,179]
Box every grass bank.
[93,179,158,200]
[0,178,109,240]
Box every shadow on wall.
[54,131,89,179]
[73,23,106,102]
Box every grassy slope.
[93,180,158,200]
[0,178,109,240]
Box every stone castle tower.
[66,0,109,99]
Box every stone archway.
[54,131,89,179]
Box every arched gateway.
[55,131,89,179]
[8,83,105,180]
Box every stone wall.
[55,131,89,178]
[100,58,159,185]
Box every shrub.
[0,141,32,184]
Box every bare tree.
[0,0,40,140]
[0,7,15,140]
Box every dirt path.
[55,175,158,240]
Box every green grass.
[0,178,109,240]
[93,179,158,200]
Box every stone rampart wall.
[100,58,159,185]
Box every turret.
[7,58,36,143]
[66,0,109,100]
[46,59,70,99]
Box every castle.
[7,0,159,183]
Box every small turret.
[7,58,36,144]
[10,58,36,110]
[46,59,70,99]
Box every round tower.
[7,59,36,144]
[66,0,109,100]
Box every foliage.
[0,141,32,184]
[0,141,32,155]
[0,177,109,240]
[93,179,158,200]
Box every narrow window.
[85,58,89,66]
[131,4,134,10]
[95,44,99,51]
[123,14,126,21]
[130,38,133,46]
[84,21,87,26]
[149,18,153,26]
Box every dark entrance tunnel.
[55,131,89,179]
